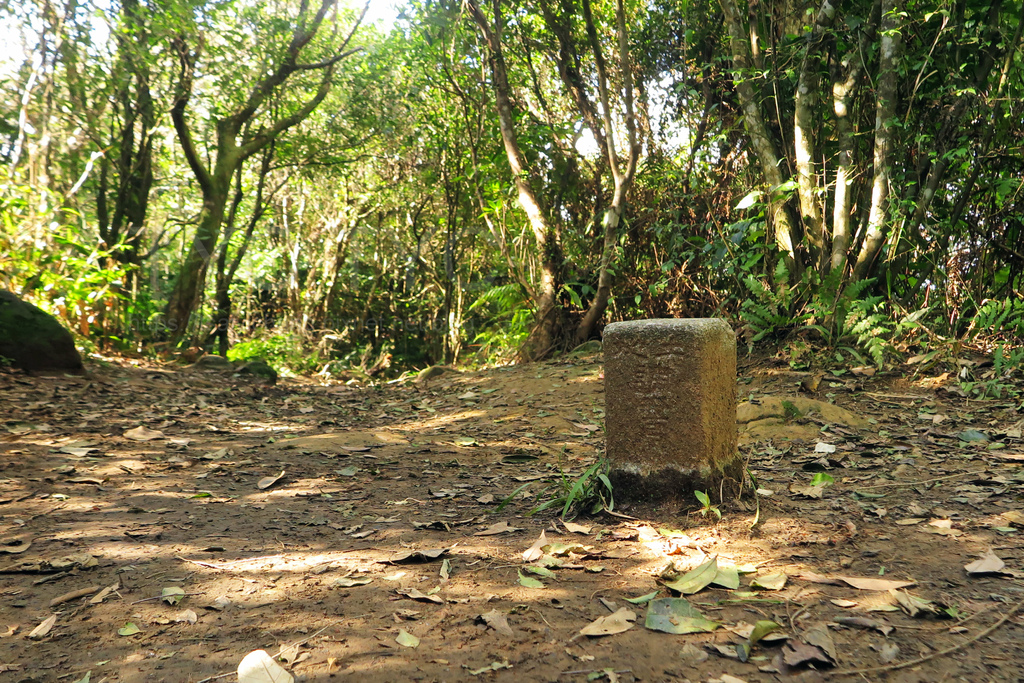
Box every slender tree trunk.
[165,174,231,339]
[852,0,904,281]
[468,0,562,359]
[830,0,878,274]
[720,0,802,276]
[574,0,639,344]
[793,0,836,270]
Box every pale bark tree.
[830,0,879,274]
[572,0,640,344]
[467,0,563,359]
[793,0,837,271]
[852,0,903,281]
[719,0,802,275]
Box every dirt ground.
[1,350,1022,683]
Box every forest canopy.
[2,0,1022,377]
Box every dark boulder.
[0,290,84,372]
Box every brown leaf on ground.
[579,608,636,637]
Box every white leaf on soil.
[237,649,294,683]
[579,607,636,637]
[28,614,57,640]
[964,550,1006,576]
[522,530,547,562]
[257,471,286,490]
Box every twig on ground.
[826,595,1024,677]
[852,470,980,490]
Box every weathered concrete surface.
[0,290,83,372]
[604,318,740,503]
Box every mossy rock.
[414,365,457,383]
[190,354,234,371]
[737,396,868,444]
[0,290,83,372]
[235,359,278,384]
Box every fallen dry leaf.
[90,582,120,605]
[838,576,915,591]
[386,548,450,564]
[478,609,514,637]
[28,614,56,640]
[579,607,636,637]
[562,520,592,534]
[123,426,165,441]
[257,470,286,490]
[474,521,521,536]
[396,587,444,604]
[522,530,548,563]
[0,539,31,554]
[964,550,1006,576]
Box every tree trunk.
[574,0,639,345]
[830,0,879,274]
[852,0,903,281]
[793,0,836,270]
[164,176,231,339]
[720,0,802,276]
[468,0,562,360]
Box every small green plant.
[810,472,835,487]
[781,400,802,420]
[694,490,721,520]
[959,343,1024,399]
[496,454,614,519]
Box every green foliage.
[739,263,893,369]
[0,168,134,340]
[468,283,532,363]
[967,298,1024,342]
[959,344,1024,399]
[227,332,317,375]
[739,260,800,344]
[810,472,835,487]
[497,455,614,519]
[694,490,721,520]
[838,294,890,369]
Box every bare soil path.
[1,351,1021,682]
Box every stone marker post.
[604,318,739,503]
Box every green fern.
[841,294,890,369]
[968,298,1024,340]
[469,283,527,314]
[739,261,804,341]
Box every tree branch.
[170,35,214,194]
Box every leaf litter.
[2,353,1024,681]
